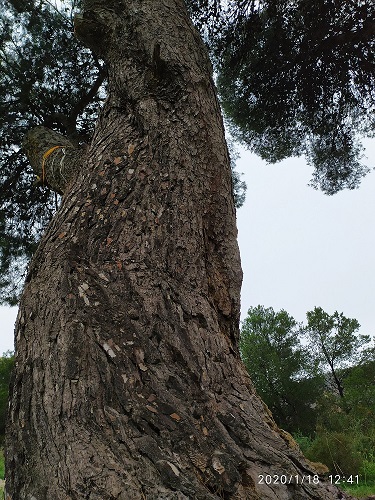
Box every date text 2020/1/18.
[258,475,321,485]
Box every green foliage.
[296,425,375,495]
[305,430,363,476]
[0,0,248,304]
[0,351,15,435]
[0,351,14,484]
[344,484,375,498]
[361,457,375,484]
[196,0,375,195]
[302,360,375,482]
[300,418,375,486]
[231,169,247,208]
[241,303,375,455]
[242,304,375,491]
[343,361,375,425]
[227,136,247,208]
[240,305,324,435]
[0,0,106,305]
[3,0,374,306]
[305,307,372,398]
[293,432,313,454]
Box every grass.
[293,431,375,498]
[342,483,375,498]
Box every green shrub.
[0,351,15,435]
[361,458,375,484]
[304,431,363,476]
[293,433,313,454]
[343,484,375,498]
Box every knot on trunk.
[74,7,117,58]
[23,126,85,194]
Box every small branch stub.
[23,126,84,194]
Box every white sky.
[1,139,375,353]
[237,138,375,334]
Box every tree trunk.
[5,1,351,498]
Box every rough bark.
[6,1,353,499]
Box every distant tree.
[240,305,324,434]
[0,351,14,435]
[341,358,375,423]
[305,306,371,398]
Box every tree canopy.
[208,0,375,195]
[305,306,371,398]
[1,0,374,304]
[0,0,248,305]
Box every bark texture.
[6,1,353,499]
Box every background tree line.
[240,305,375,493]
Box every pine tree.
[5,0,349,497]
[2,0,373,303]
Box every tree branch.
[23,126,84,194]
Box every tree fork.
[7,0,352,498]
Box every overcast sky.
[237,138,375,333]
[1,139,375,353]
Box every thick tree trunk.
[6,1,351,498]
